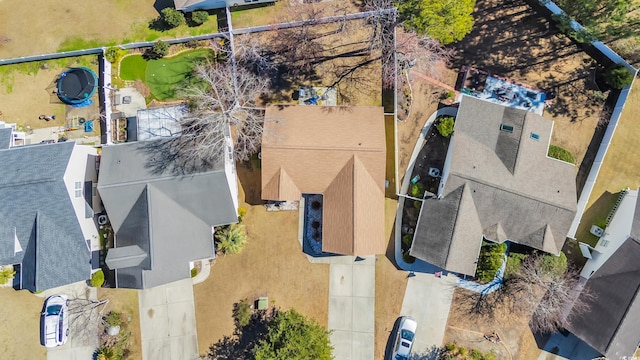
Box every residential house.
[0,142,100,292]
[562,187,640,359]
[98,135,238,289]
[565,237,640,358]
[410,96,577,276]
[579,187,638,279]
[0,120,26,148]
[261,105,387,256]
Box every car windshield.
[401,329,415,341]
[46,305,62,316]
[394,355,408,360]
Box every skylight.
[530,132,540,140]
[500,124,514,133]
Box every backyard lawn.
[0,56,99,130]
[575,83,640,246]
[0,0,217,58]
[0,289,46,360]
[119,49,214,101]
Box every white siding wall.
[63,144,100,251]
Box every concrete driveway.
[399,272,457,358]
[44,282,99,360]
[327,256,376,360]
[139,279,199,360]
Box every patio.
[459,67,547,115]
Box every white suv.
[40,295,69,348]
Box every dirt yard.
[98,288,143,360]
[0,0,160,58]
[444,289,542,360]
[449,0,606,170]
[0,56,100,131]
[397,76,449,184]
[0,288,47,359]
[193,163,330,356]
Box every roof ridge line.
[450,172,575,211]
[98,169,224,189]
[262,145,385,152]
[443,184,469,269]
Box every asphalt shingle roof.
[99,141,237,289]
[411,96,577,275]
[0,142,90,292]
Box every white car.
[41,295,69,348]
[391,316,417,360]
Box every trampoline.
[56,67,98,105]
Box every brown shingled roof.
[261,105,386,256]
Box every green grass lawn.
[118,49,214,100]
[145,49,214,100]
[119,55,148,81]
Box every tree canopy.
[253,309,333,360]
[399,0,476,44]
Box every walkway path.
[325,256,376,360]
[138,279,199,360]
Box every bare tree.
[67,297,110,345]
[501,254,594,334]
[151,61,269,174]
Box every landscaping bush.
[104,311,122,327]
[105,47,127,64]
[215,223,248,255]
[238,207,247,223]
[190,11,209,25]
[233,299,252,327]
[548,145,575,164]
[191,268,198,278]
[504,252,527,279]
[91,269,105,287]
[311,201,322,210]
[410,182,426,198]
[436,116,455,138]
[604,64,634,89]
[402,250,416,263]
[413,200,422,209]
[143,40,169,60]
[475,241,507,282]
[402,234,413,247]
[0,267,16,284]
[441,343,497,360]
[541,252,568,279]
[161,8,185,28]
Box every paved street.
[139,279,199,360]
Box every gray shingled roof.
[566,237,640,358]
[411,96,577,276]
[98,141,237,289]
[0,128,12,150]
[0,142,91,291]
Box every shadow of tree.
[207,308,276,360]
[409,345,442,360]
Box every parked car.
[40,295,69,348]
[390,316,417,360]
